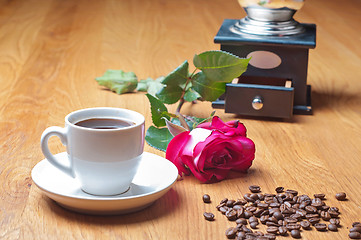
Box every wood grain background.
[0,0,361,239]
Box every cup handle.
[41,126,75,178]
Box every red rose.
[165,116,255,183]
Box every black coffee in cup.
[75,118,134,129]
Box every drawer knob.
[252,96,263,110]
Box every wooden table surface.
[1,0,361,239]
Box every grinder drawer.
[224,77,294,118]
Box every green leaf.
[184,88,201,102]
[170,117,196,131]
[136,77,165,96]
[156,85,183,104]
[193,51,250,83]
[95,69,138,94]
[191,111,215,128]
[145,126,174,152]
[136,78,153,92]
[191,72,226,101]
[161,61,189,86]
[146,94,170,127]
[147,76,165,96]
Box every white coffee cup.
[41,107,145,196]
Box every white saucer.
[31,152,178,215]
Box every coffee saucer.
[31,152,178,215]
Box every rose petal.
[197,116,247,136]
[184,128,211,164]
[165,131,191,175]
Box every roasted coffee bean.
[269,202,281,208]
[257,237,268,240]
[225,227,238,239]
[286,189,298,196]
[350,227,361,233]
[202,194,211,203]
[236,231,246,239]
[284,217,298,224]
[269,208,280,216]
[275,187,284,193]
[257,194,265,201]
[236,232,246,240]
[260,209,269,217]
[234,199,248,206]
[305,206,317,213]
[219,206,229,214]
[328,224,338,231]
[253,209,264,217]
[300,220,311,230]
[244,194,256,203]
[320,211,331,221]
[233,205,243,211]
[250,222,259,229]
[349,232,361,239]
[263,233,276,240]
[309,217,321,225]
[260,215,269,224]
[293,203,300,209]
[290,213,302,221]
[216,202,226,210]
[290,229,301,239]
[249,185,261,193]
[329,206,339,212]
[266,226,278,234]
[203,212,215,221]
[250,194,259,201]
[244,211,253,219]
[296,209,307,217]
[320,205,330,211]
[278,226,288,236]
[248,216,258,223]
[220,198,228,204]
[242,226,252,233]
[237,208,245,218]
[353,222,361,227]
[257,202,269,209]
[329,218,340,226]
[306,213,320,219]
[266,221,279,227]
[286,223,301,231]
[283,201,292,208]
[328,209,340,218]
[299,201,309,209]
[226,209,238,221]
[268,216,279,224]
[311,198,323,208]
[335,192,347,201]
[273,211,283,220]
[246,206,257,212]
[264,193,276,198]
[254,231,264,236]
[226,199,236,207]
[314,223,327,231]
[236,218,248,225]
[314,193,326,199]
[236,223,244,230]
[244,232,257,239]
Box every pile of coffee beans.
[349,222,361,239]
[202,185,360,239]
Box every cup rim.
[65,107,145,131]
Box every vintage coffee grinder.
[212,0,316,118]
